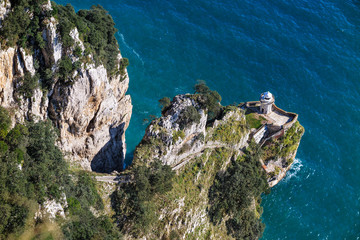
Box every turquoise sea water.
[57,0,360,239]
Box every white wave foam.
[118,33,144,65]
[284,158,303,182]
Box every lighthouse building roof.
[260,91,274,103]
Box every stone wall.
[272,104,298,130]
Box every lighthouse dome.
[260,91,274,102]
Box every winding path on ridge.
[95,142,247,183]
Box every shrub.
[119,58,129,76]
[112,160,175,236]
[158,97,171,114]
[178,143,191,155]
[0,141,9,155]
[0,107,11,140]
[169,230,181,240]
[178,105,201,129]
[17,72,40,99]
[172,130,185,143]
[40,68,54,90]
[193,80,222,122]
[67,197,82,215]
[5,124,29,148]
[74,45,83,57]
[208,144,268,239]
[59,56,73,79]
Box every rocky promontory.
[116,84,304,240]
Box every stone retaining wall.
[242,101,298,146]
[272,104,298,130]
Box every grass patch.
[245,112,265,129]
[211,109,247,144]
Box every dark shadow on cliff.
[91,122,126,173]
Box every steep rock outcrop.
[35,193,68,220]
[135,95,207,167]
[42,16,62,67]
[0,1,132,172]
[50,62,132,172]
[134,96,250,169]
[0,47,16,108]
[129,95,303,239]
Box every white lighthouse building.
[260,91,274,114]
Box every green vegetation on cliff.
[0,0,49,49]
[209,145,268,239]
[52,2,122,75]
[192,80,222,122]
[0,107,121,239]
[262,121,304,166]
[1,0,127,90]
[245,110,266,129]
[115,143,269,239]
[112,160,174,237]
[211,106,248,145]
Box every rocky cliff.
[125,93,303,240]
[133,95,249,168]
[0,0,132,172]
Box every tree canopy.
[194,80,222,122]
[208,145,269,240]
[112,160,175,237]
[0,107,122,239]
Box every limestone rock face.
[50,63,132,171]
[0,1,132,172]
[134,95,250,168]
[208,108,249,149]
[35,193,68,220]
[0,47,48,123]
[42,16,62,67]
[135,95,207,167]
[0,0,11,27]
[0,47,16,108]
[262,121,305,187]
[19,48,36,76]
[41,0,52,12]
